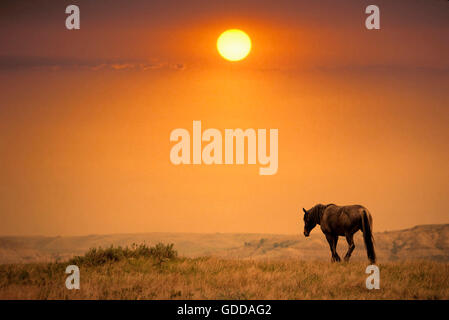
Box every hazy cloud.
[0,56,185,72]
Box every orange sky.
[0,0,448,236]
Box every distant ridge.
[0,224,448,264]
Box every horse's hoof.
[331,257,341,262]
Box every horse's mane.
[309,203,335,224]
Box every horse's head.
[302,207,317,237]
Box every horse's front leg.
[325,234,341,262]
[344,233,355,262]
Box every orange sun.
[217,29,252,61]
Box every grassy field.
[0,244,448,300]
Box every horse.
[301,204,376,263]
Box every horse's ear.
[302,208,307,215]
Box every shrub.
[68,243,177,266]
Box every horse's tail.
[361,210,376,264]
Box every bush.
[69,243,177,266]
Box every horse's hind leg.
[325,234,341,262]
[333,236,341,262]
[344,233,355,262]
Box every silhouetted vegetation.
[68,243,177,266]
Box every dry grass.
[0,256,448,300]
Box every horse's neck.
[313,207,323,225]
[315,204,333,224]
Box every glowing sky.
[0,0,448,236]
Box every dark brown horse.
[302,204,376,263]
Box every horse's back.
[321,204,368,236]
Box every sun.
[217,29,252,62]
